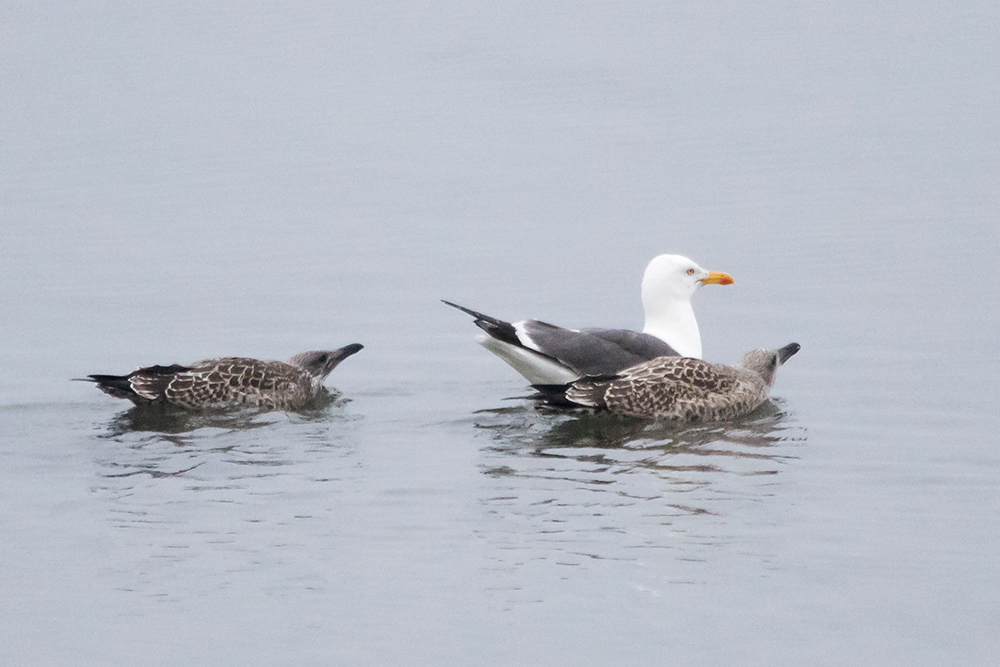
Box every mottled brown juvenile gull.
[82,344,364,411]
[444,254,734,385]
[553,342,800,422]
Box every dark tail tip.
[81,374,139,400]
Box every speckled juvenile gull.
[81,343,364,410]
[554,342,800,422]
[444,254,734,385]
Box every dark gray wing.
[520,321,679,376]
[442,300,679,377]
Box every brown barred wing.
[161,357,313,410]
[619,356,736,392]
[124,364,192,402]
[573,357,740,420]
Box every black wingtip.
[442,300,523,348]
[82,373,141,401]
[530,383,576,407]
[441,300,486,319]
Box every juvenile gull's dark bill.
[80,343,364,411]
[549,342,800,422]
[444,254,734,385]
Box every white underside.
[478,335,580,385]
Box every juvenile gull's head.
[288,343,364,387]
[739,342,800,387]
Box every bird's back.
[567,356,769,421]
[158,357,314,410]
[88,357,315,410]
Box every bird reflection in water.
[96,387,349,437]
[474,399,805,515]
[478,400,799,464]
[88,388,356,485]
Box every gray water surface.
[2,2,999,665]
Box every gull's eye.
[317,354,328,364]
[686,268,696,276]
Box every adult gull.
[444,254,734,385]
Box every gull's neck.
[642,298,702,359]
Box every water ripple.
[469,400,808,598]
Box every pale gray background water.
[2,2,999,665]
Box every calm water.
[2,2,999,665]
